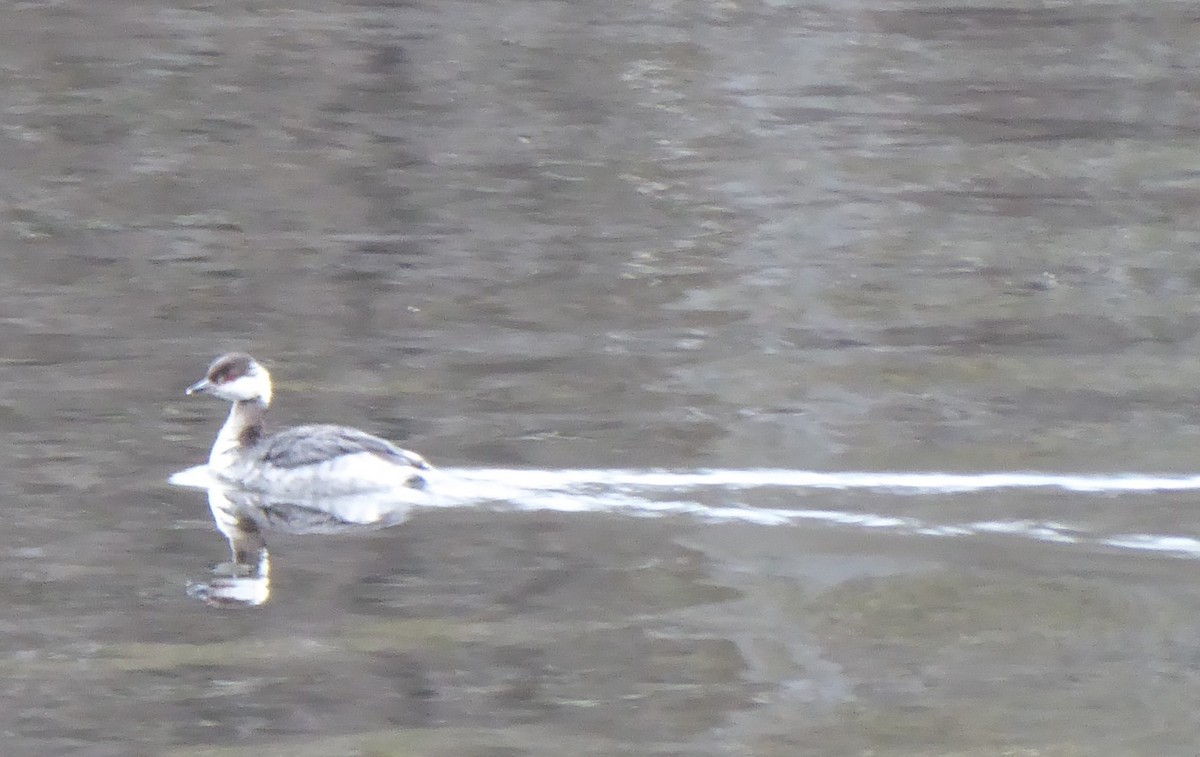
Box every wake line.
[171,465,1200,495]
[169,464,1200,558]
[437,468,1200,494]
[430,469,1200,559]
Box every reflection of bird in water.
[188,485,416,608]
[184,353,434,498]
[187,486,271,608]
[213,485,416,534]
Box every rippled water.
[6,0,1200,753]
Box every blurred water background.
[5,0,1200,754]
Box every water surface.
[5,0,1200,754]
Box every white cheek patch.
[219,372,270,402]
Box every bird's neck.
[211,400,267,465]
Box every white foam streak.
[1102,535,1200,557]
[170,465,1200,560]
[437,468,1200,494]
[427,467,1200,559]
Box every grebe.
[185,353,433,497]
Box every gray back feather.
[256,425,430,470]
